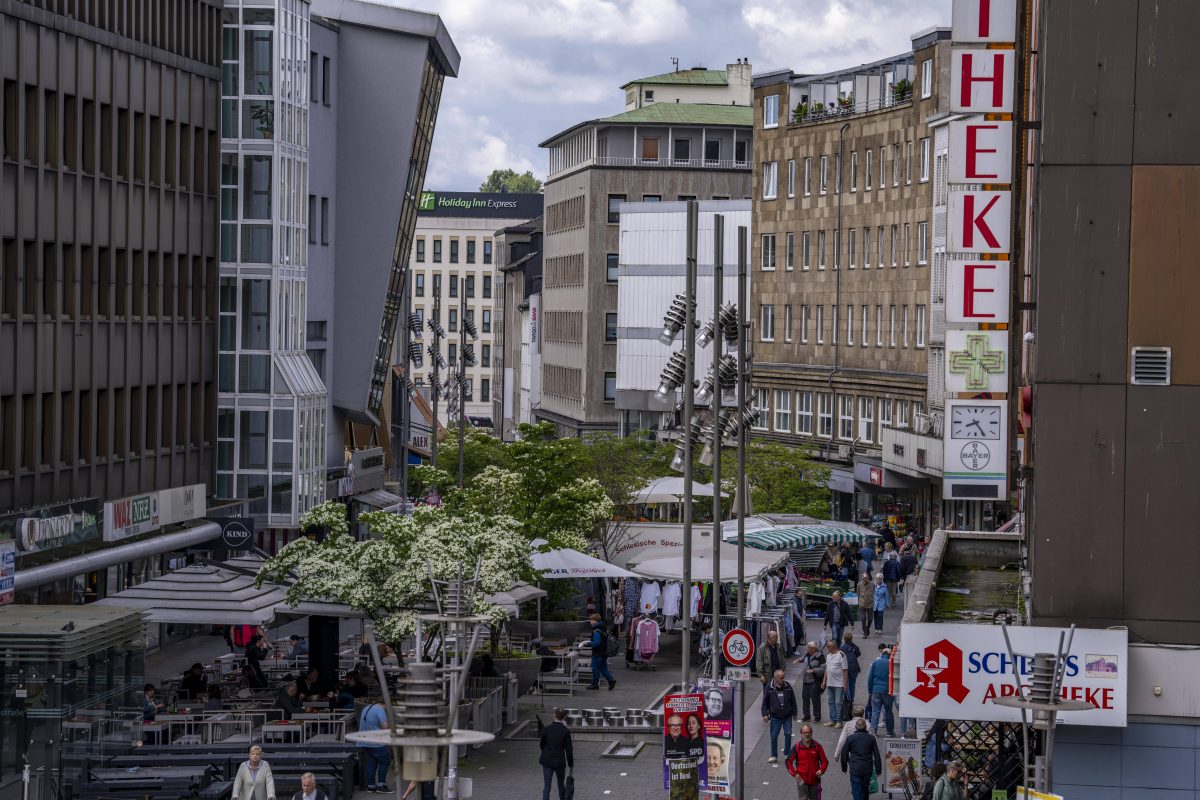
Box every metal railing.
[594,156,751,170]
[789,92,914,126]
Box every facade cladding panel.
[0,0,222,512]
[1032,2,1200,642]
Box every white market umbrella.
[632,477,727,505]
[531,547,639,579]
[629,542,788,583]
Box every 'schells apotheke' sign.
[899,622,1128,727]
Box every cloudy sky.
[390,0,951,191]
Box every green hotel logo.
[418,191,436,211]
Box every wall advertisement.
[104,484,206,542]
[0,499,101,554]
[899,623,1128,727]
[662,693,706,797]
[695,680,734,795]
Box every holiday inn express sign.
[900,623,1128,727]
[416,191,542,219]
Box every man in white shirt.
[821,640,848,728]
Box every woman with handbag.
[232,745,276,800]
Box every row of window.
[755,387,924,444]
[760,303,927,349]
[414,237,493,264]
[760,223,929,271]
[760,60,935,130]
[627,135,749,165]
[762,139,932,201]
[408,306,494,336]
[412,273,493,300]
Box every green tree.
[581,432,676,559]
[479,168,542,194]
[720,440,831,518]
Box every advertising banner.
[160,484,206,526]
[881,737,921,794]
[695,680,734,795]
[662,693,706,796]
[899,623,1128,726]
[0,499,101,554]
[0,540,15,605]
[105,484,206,542]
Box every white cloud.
[455,35,612,105]
[396,0,689,45]
[424,100,540,191]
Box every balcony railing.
[594,156,751,171]
[789,91,914,126]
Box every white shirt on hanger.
[640,581,662,614]
[661,582,682,617]
[690,585,702,619]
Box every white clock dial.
[950,405,1002,440]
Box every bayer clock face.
[950,404,1002,440]
[959,441,991,471]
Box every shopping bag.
[870,769,879,793]
[564,771,575,800]
[840,695,853,722]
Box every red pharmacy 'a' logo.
[910,639,970,704]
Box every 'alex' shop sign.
[899,623,1128,727]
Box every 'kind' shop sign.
[899,623,1129,727]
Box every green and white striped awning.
[724,525,880,552]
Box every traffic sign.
[721,628,755,667]
[724,667,750,681]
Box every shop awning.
[353,488,405,510]
[531,547,639,579]
[724,525,880,552]
[629,544,787,583]
[94,563,289,625]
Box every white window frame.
[832,305,839,345]
[865,149,873,191]
[797,391,813,434]
[804,157,812,196]
[920,137,931,182]
[838,395,855,440]
[904,223,911,266]
[859,396,875,442]
[802,232,811,270]
[849,228,857,268]
[760,304,775,341]
[816,305,825,344]
[846,304,854,345]
[877,226,885,268]
[879,147,887,189]
[752,388,770,430]
[818,392,834,437]
[880,398,893,428]
[893,143,901,186]
[889,305,897,347]
[784,304,793,342]
[916,305,926,348]
[762,161,778,199]
[788,159,796,197]
[896,400,909,429]
[820,155,829,194]
[850,151,858,192]
[876,305,884,346]
[906,140,913,184]
[918,221,929,265]
[761,233,777,271]
[863,227,871,268]
[921,59,933,98]
[890,225,898,267]
[902,304,910,347]
[764,94,780,128]
[773,389,792,431]
[801,305,810,343]
[861,305,869,347]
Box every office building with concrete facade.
[491,216,542,441]
[750,30,950,530]
[537,63,753,436]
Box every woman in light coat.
[232,745,276,800]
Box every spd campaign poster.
[662,693,706,798]
[695,680,734,795]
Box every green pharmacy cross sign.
[948,332,1006,390]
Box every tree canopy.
[479,168,542,194]
[719,440,831,518]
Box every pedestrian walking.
[839,718,882,800]
[932,761,968,800]
[232,745,276,800]
[756,629,787,684]
[356,701,392,792]
[833,704,868,762]
[899,550,919,595]
[539,707,574,800]
[822,640,847,727]
[857,541,875,579]
[760,669,798,763]
[586,613,616,691]
[872,574,889,633]
[790,589,807,653]
[786,723,829,799]
[867,648,895,736]
[856,573,874,637]
[824,590,851,646]
[793,641,826,723]
[290,772,327,800]
[882,552,901,605]
[841,632,863,703]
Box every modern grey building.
[492,216,543,440]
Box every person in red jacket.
[786,723,829,799]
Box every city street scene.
[1,1,1196,800]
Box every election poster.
[695,680,734,795]
[662,692,706,797]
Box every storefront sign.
[899,623,1128,726]
[948,191,1012,253]
[104,484,206,542]
[160,484,206,526]
[348,447,386,494]
[0,499,101,553]
[950,49,1016,113]
[217,518,255,549]
[0,540,15,605]
[695,680,734,795]
[869,466,884,486]
[881,738,921,794]
[949,119,1013,183]
[662,693,706,793]
[416,191,543,220]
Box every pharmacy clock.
[944,398,1008,500]
[958,441,991,471]
[950,404,1002,440]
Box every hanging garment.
[661,582,683,618]
[639,581,662,614]
[636,617,660,657]
[690,584,703,620]
[783,564,798,592]
[747,582,766,616]
[623,578,642,619]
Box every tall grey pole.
[431,292,441,469]
[457,291,467,489]
[735,224,748,800]
[711,214,724,683]
[399,270,412,495]
[681,200,697,690]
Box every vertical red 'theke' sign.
[951,0,1017,42]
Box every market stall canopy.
[632,477,727,504]
[94,563,289,625]
[531,547,639,579]
[486,581,547,606]
[629,542,787,583]
[722,524,879,552]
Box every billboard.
[0,499,101,554]
[696,680,734,795]
[662,693,706,796]
[105,484,206,542]
[416,191,543,220]
[899,623,1128,726]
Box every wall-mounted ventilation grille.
[1131,347,1171,385]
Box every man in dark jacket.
[539,707,573,800]
[756,629,787,684]
[587,614,616,691]
[882,553,902,606]
[179,663,207,700]
[793,641,826,723]
[840,718,882,800]
[824,590,852,646]
[899,552,919,595]
[760,669,798,763]
[841,632,863,703]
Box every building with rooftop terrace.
[620,60,753,110]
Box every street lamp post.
[680,200,697,690]
[735,223,749,800]
[457,291,467,489]
[710,215,724,683]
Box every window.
[879,147,887,189]
[643,194,662,202]
[893,143,901,185]
[449,308,458,332]
[846,304,854,345]
[761,234,776,270]
[836,153,842,194]
[415,273,425,297]
[604,372,616,401]
[762,161,778,199]
[482,309,492,333]
[863,227,871,268]
[416,238,425,262]
[308,195,317,244]
[483,275,492,298]
[878,226,885,268]
[481,378,491,402]
[752,388,769,430]
[763,94,780,128]
[849,228,857,268]
[818,230,826,269]
[902,305,910,347]
[921,59,933,98]
[462,379,472,401]
[859,397,875,442]
[673,139,690,162]
[896,400,909,429]
[803,157,812,196]
[861,305,869,347]
[773,389,792,431]
[737,140,748,164]
[801,305,810,343]
[433,239,442,263]
[876,305,884,346]
[880,398,893,428]
[705,139,721,164]
[865,149,873,191]
[466,274,475,298]
[816,305,825,344]
[642,137,660,160]
[917,305,927,348]
[605,312,618,342]
[786,233,795,270]
[606,253,619,282]
[607,194,626,224]
[797,391,813,434]
[450,239,459,264]
[904,223,911,266]
[920,137,931,181]
[834,230,841,270]
[889,305,897,346]
[906,140,913,184]
[321,197,330,245]
[839,395,854,440]
[918,221,929,264]
[850,151,858,191]
[890,225,898,266]
[832,305,839,344]
[820,155,829,193]
[788,160,796,197]
[322,57,331,106]
[802,232,811,270]
[645,90,654,101]
[449,275,458,297]
[760,304,775,341]
[481,344,491,367]
[467,239,476,263]
[784,304,793,342]
[483,241,493,264]
[817,393,833,437]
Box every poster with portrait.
[694,680,734,795]
[882,737,921,794]
[662,693,706,796]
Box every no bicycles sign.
[722,628,754,667]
